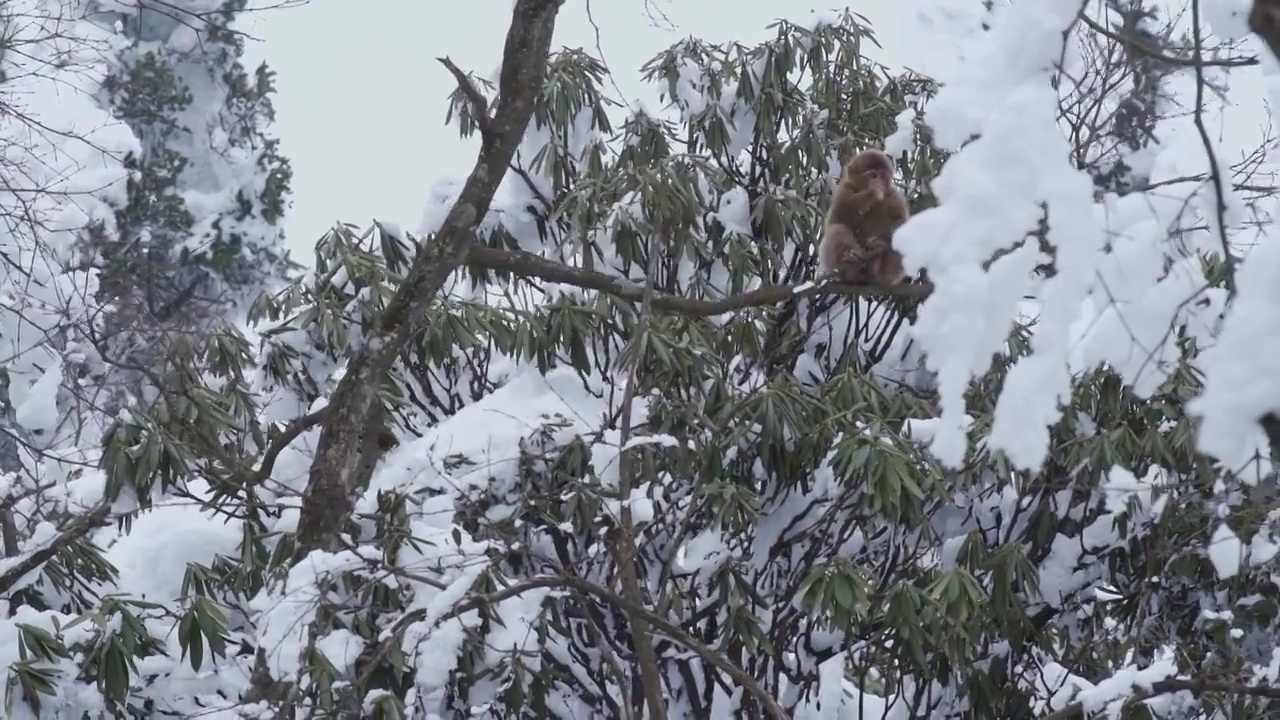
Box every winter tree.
[0,0,293,715]
[3,0,1280,718]
[86,0,295,360]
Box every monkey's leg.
[873,248,907,286]
[837,242,874,284]
[820,224,864,280]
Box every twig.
[1189,0,1236,299]
[1078,11,1257,68]
[438,56,495,142]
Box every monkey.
[817,148,911,286]
[1251,0,1280,64]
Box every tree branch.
[293,0,565,558]
[255,2,568,704]
[439,56,495,142]
[360,574,790,720]
[610,224,667,720]
[1078,11,1257,68]
[1189,0,1236,300]
[0,501,110,595]
[1043,675,1280,719]
[466,243,932,316]
[250,407,327,485]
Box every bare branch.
[1079,11,1258,67]
[1190,0,1236,299]
[466,243,932,316]
[438,56,495,142]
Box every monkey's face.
[844,163,890,196]
[844,151,895,195]
[861,167,890,195]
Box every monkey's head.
[842,149,895,194]
[1252,0,1280,60]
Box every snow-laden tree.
[0,0,292,716]
[87,0,295,335]
[0,0,140,716]
[5,0,1280,718]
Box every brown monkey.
[1251,0,1280,64]
[817,149,910,285]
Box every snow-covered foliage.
[3,0,1280,718]
[89,0,295,333]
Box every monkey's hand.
[839,245,866,264]
[848,187,881,210]
[860,172,887,202]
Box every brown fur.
[817,149,910,285]
[1251,0,1280,65]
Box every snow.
[3,0,1280,717]
[1187,222,1280,467]
[1209,523,1245,580]
[892,0,1280,479]
[102,488,242,601]
[15,357,63,435]
[1201,0,1254,41]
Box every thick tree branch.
[294,0,565,558]
[467,243,932,316]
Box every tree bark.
[293,0,566,558]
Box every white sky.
[237,1,1272,266]
[238,0,913,263]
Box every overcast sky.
[237,0,918,263]
[237,1,1269,265]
